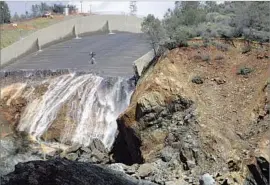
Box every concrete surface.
[2,33,151,77]
[133,49,155,77]
[1,15,143,66]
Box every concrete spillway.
[0,31,151,176]
[2,33,151,77]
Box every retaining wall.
[0,15,143,67]
[133,49,155,77]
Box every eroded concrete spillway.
[2,32,150,77]
[0,32,151,175]
[0,70,135,175]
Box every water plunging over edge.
[1,71,135,150]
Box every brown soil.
[166,42,270,159]
[121,39,270,164]
[42,103,76,143]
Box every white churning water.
[3,73,134,149]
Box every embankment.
[112,39,270,184]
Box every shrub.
[194,54,202,60]
[237,67,253,75]
[242,45,251,54]
[163,40,177,50]
[193,54,210,62]
[141,14,165,56]
[192,76,204,84]
[201,55,210,62]
[162,40,188,50]
[214,55,224,60]
[171,27,190,47]
[52,4,65,14]
[178,41,189,48]
[203,41,210,48]
[190,43,201,49]
[213,42,229,51]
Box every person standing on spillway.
[89,51,96,64]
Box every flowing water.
[2,71,134,149]
[0,70,134,175]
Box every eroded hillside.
[113,40,270,184]
[0,40,269,185]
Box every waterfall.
[3,72,134,149]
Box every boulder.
[64,152,78,161]
[61,145,81,156]
[108,163,139,175]
[199,173,216,185]
[136,91,165,120]
[91,148,109,164]
[160,146,176,162]
[1,158,157,185]
[89,138,108,154]
[137,163,155,178]
[108,163,126,173]
[59,140,110,164]
[165,180,189,185]
[80,146,91,154]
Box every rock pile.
[59,139,110,164]
[0,158,156,185]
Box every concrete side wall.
[133,49,155,77]
[1,15,142,66]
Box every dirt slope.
[113,40,269,184]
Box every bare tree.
[129,1,137,16]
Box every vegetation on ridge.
[142,1,270,54]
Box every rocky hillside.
[112,40,270,184]
[0,158,155,185]
[0,39,269,185]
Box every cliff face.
[113,40,270,184]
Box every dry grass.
[0,15,77,49]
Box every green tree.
[39,2,50,15]
[0,1,11,23]
[141,14,165,56]
[20,14,27,20]
[142,1,269,54]
[31,4,39,17]
[12,12,20,22]
[52,4,65,14]
[162,1,205,48]
[204,1,219,13]
[177,1,206,26]
[67,5,77,14]
[232,1,270,42]
[178,1,201,11]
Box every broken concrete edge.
[133,49,155,78]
